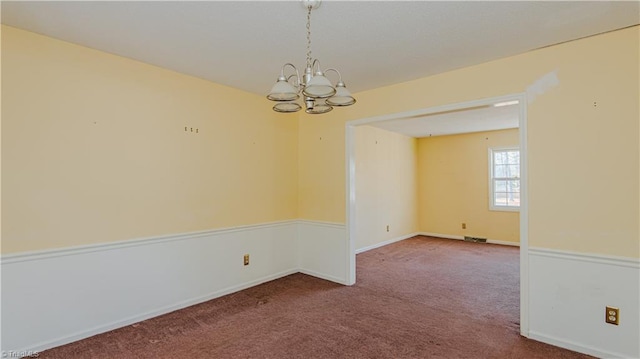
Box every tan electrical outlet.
[462,223,466,229]
[243,254,250,266]
[605,306,619,325]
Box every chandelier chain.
[306,5,312,70]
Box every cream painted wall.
[298,26,639,258]
[3,24,639,258]
[297,115,345,222]
[354,125,418,250]
[1,26,299,253]
[418,129,519,243]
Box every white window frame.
[489,147,520,212]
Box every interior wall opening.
[345,94,528,336]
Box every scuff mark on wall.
[526,70,559,104]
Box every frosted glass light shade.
[273,101,302,113]
[303,74,336,98]
[305,104,333,114]
[326,84,356,106]
[267,79,299,101]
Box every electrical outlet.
[386,225,390,232]
[462,223,466,229]
[605,306,619,325]
[243,254,250,266]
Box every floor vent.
[464,236,487,243]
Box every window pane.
[507,192,520,206]
[495,192,520,207]
[507,151,519,164]
[501,164,510,177]
[507,179,520,192]
[509,165,520,178]
[494,151,507,165]
[504,164,513,177]
[495,165,507,177]
[495,180,507,192]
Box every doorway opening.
[345,93,529,337]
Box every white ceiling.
[2,1,638,98]
[5,1,633,138]
[369,103,519,138]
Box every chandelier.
[267,0,356,114]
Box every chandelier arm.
[324,68,343,83]
[311,58,324,74]
[282,63,302,89]
[286,74,301,91]
[281,63,298,76]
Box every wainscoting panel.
[528,248,640,358]
[1,221,299,354]
[297,220,348,285]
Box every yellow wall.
[297,114,345,222]
[299,26,639,258]
[4,24,639,259]
[418,129,519,243]
[1,26,299,253]
[354,126,418,250]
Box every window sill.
[489,206,520,212]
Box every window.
[490,148,520,211]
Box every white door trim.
[345,93,530,337]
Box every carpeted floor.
[36,236,592,358]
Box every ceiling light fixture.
[267,0,356,114]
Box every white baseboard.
[14,268,298,355]
[355,232,420,254]
[419,232,464,241]
[528,248,640,358]
[352,231,519,257]
[419,232,520,247]
[486,239,519,247]
[298,269,347,285]
[528,331,629,359]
